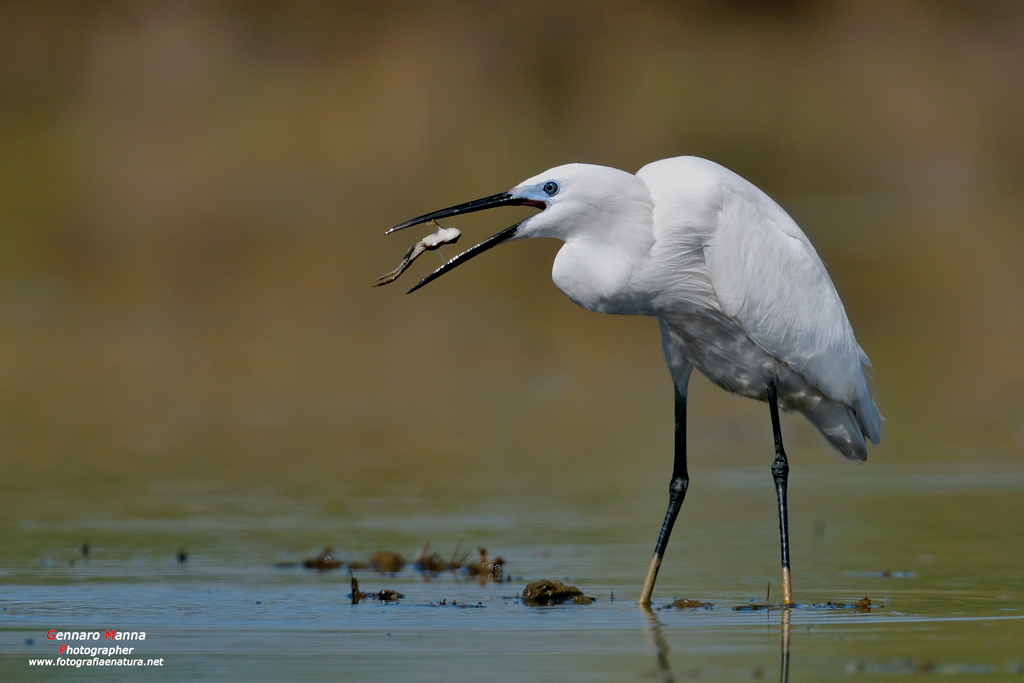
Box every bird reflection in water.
[641,606,793,682]
[640,608,677,683]
[779,607,792,683]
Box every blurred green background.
[0,1,1022,554]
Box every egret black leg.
[639,386,689,606]
[766,379,795,606]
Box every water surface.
[2,461,1021,681]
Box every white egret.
[383,156,881,607]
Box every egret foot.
[638,554,661,606]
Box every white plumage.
[511,156,881,460]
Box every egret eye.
[542,181,559,197]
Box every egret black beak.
[385,192,526,235]
[388,191,543,294]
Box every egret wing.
[703,188,881,443]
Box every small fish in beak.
[374,221,462,287]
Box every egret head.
[387,163,650,293]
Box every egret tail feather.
[802,400,869,462]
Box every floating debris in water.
[521,579,594,606]
[809,596,878,612]
[733,586,775,611]
[430,599,485,609]
[414,543,468,573]
[349,576,403,604]
[304,547,343,571]
[448,541,471,570]
[412,542,505,579]
[292,543,504,577]
[670,598,713,609]
[466,547,505,581]
[414,544,449,573]
[370,551,405,574]
[374,221,461,287]
[733,603,773,611]
[350,576,364,604]
[732,599,785,611]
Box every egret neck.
[514,165,656,315]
